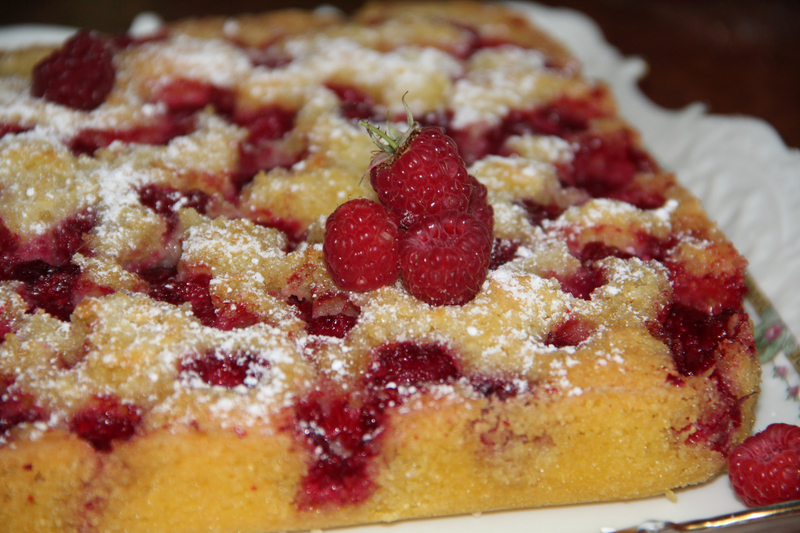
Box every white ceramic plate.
[2,4,800,531]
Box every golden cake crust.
[0,2,759,532]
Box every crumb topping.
[0,4,751,463]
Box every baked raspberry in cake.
[0,2,760,532]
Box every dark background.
[3,0,799,149]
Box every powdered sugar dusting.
[451,46,550,128]
[135,35,253,89]
[0,6,751,496]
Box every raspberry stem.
[359,120,399,153]
[359,97,417,158]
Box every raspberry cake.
[0,2,761,532]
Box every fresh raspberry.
[728,423,800,507]
[398,211,492,306]
[363,117,473,228]
[466,174,493,235]
[323,199,401,292]
[31,30,116,111]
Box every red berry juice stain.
[470,375,521,401]
[294,389,383,509]
[236,105,296,141]
[69,395,141,452]
[249,212,307,250]
[517,199,565,228]
[51,209,96,263]
[139,267,261,330]
[0,122,32,139]
[214,302,261,331]
[69,117,195,156]
[152,78,236,119]
[546,316,594,347]
[602,181,666,210]
[0,210,98,320]
[325,83,378,121]
[243,44,293,69]
[666,261,747,316]
[555,130,659,201]
[307,314,358,337]
[446,90,608,164]
[0,219,21,280]
[13,261,82,321]
[489,238,520,270]
[180,349,265,388]
[556,263,606,301]
[572,233,671,264]
[6,209,96,267]
[69,78,234,156]
[654,254,749,453]
[138,184,210,233]
[443,95,664,209]
[234,105,301,190]
[659,305,743,377]
[293,342,465,509]
[288,296,360,338]
[502,90,608,138]
[367,342,461,390]
[139,267,216,327]
[0,375,48,436]
[684,370,743,454]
